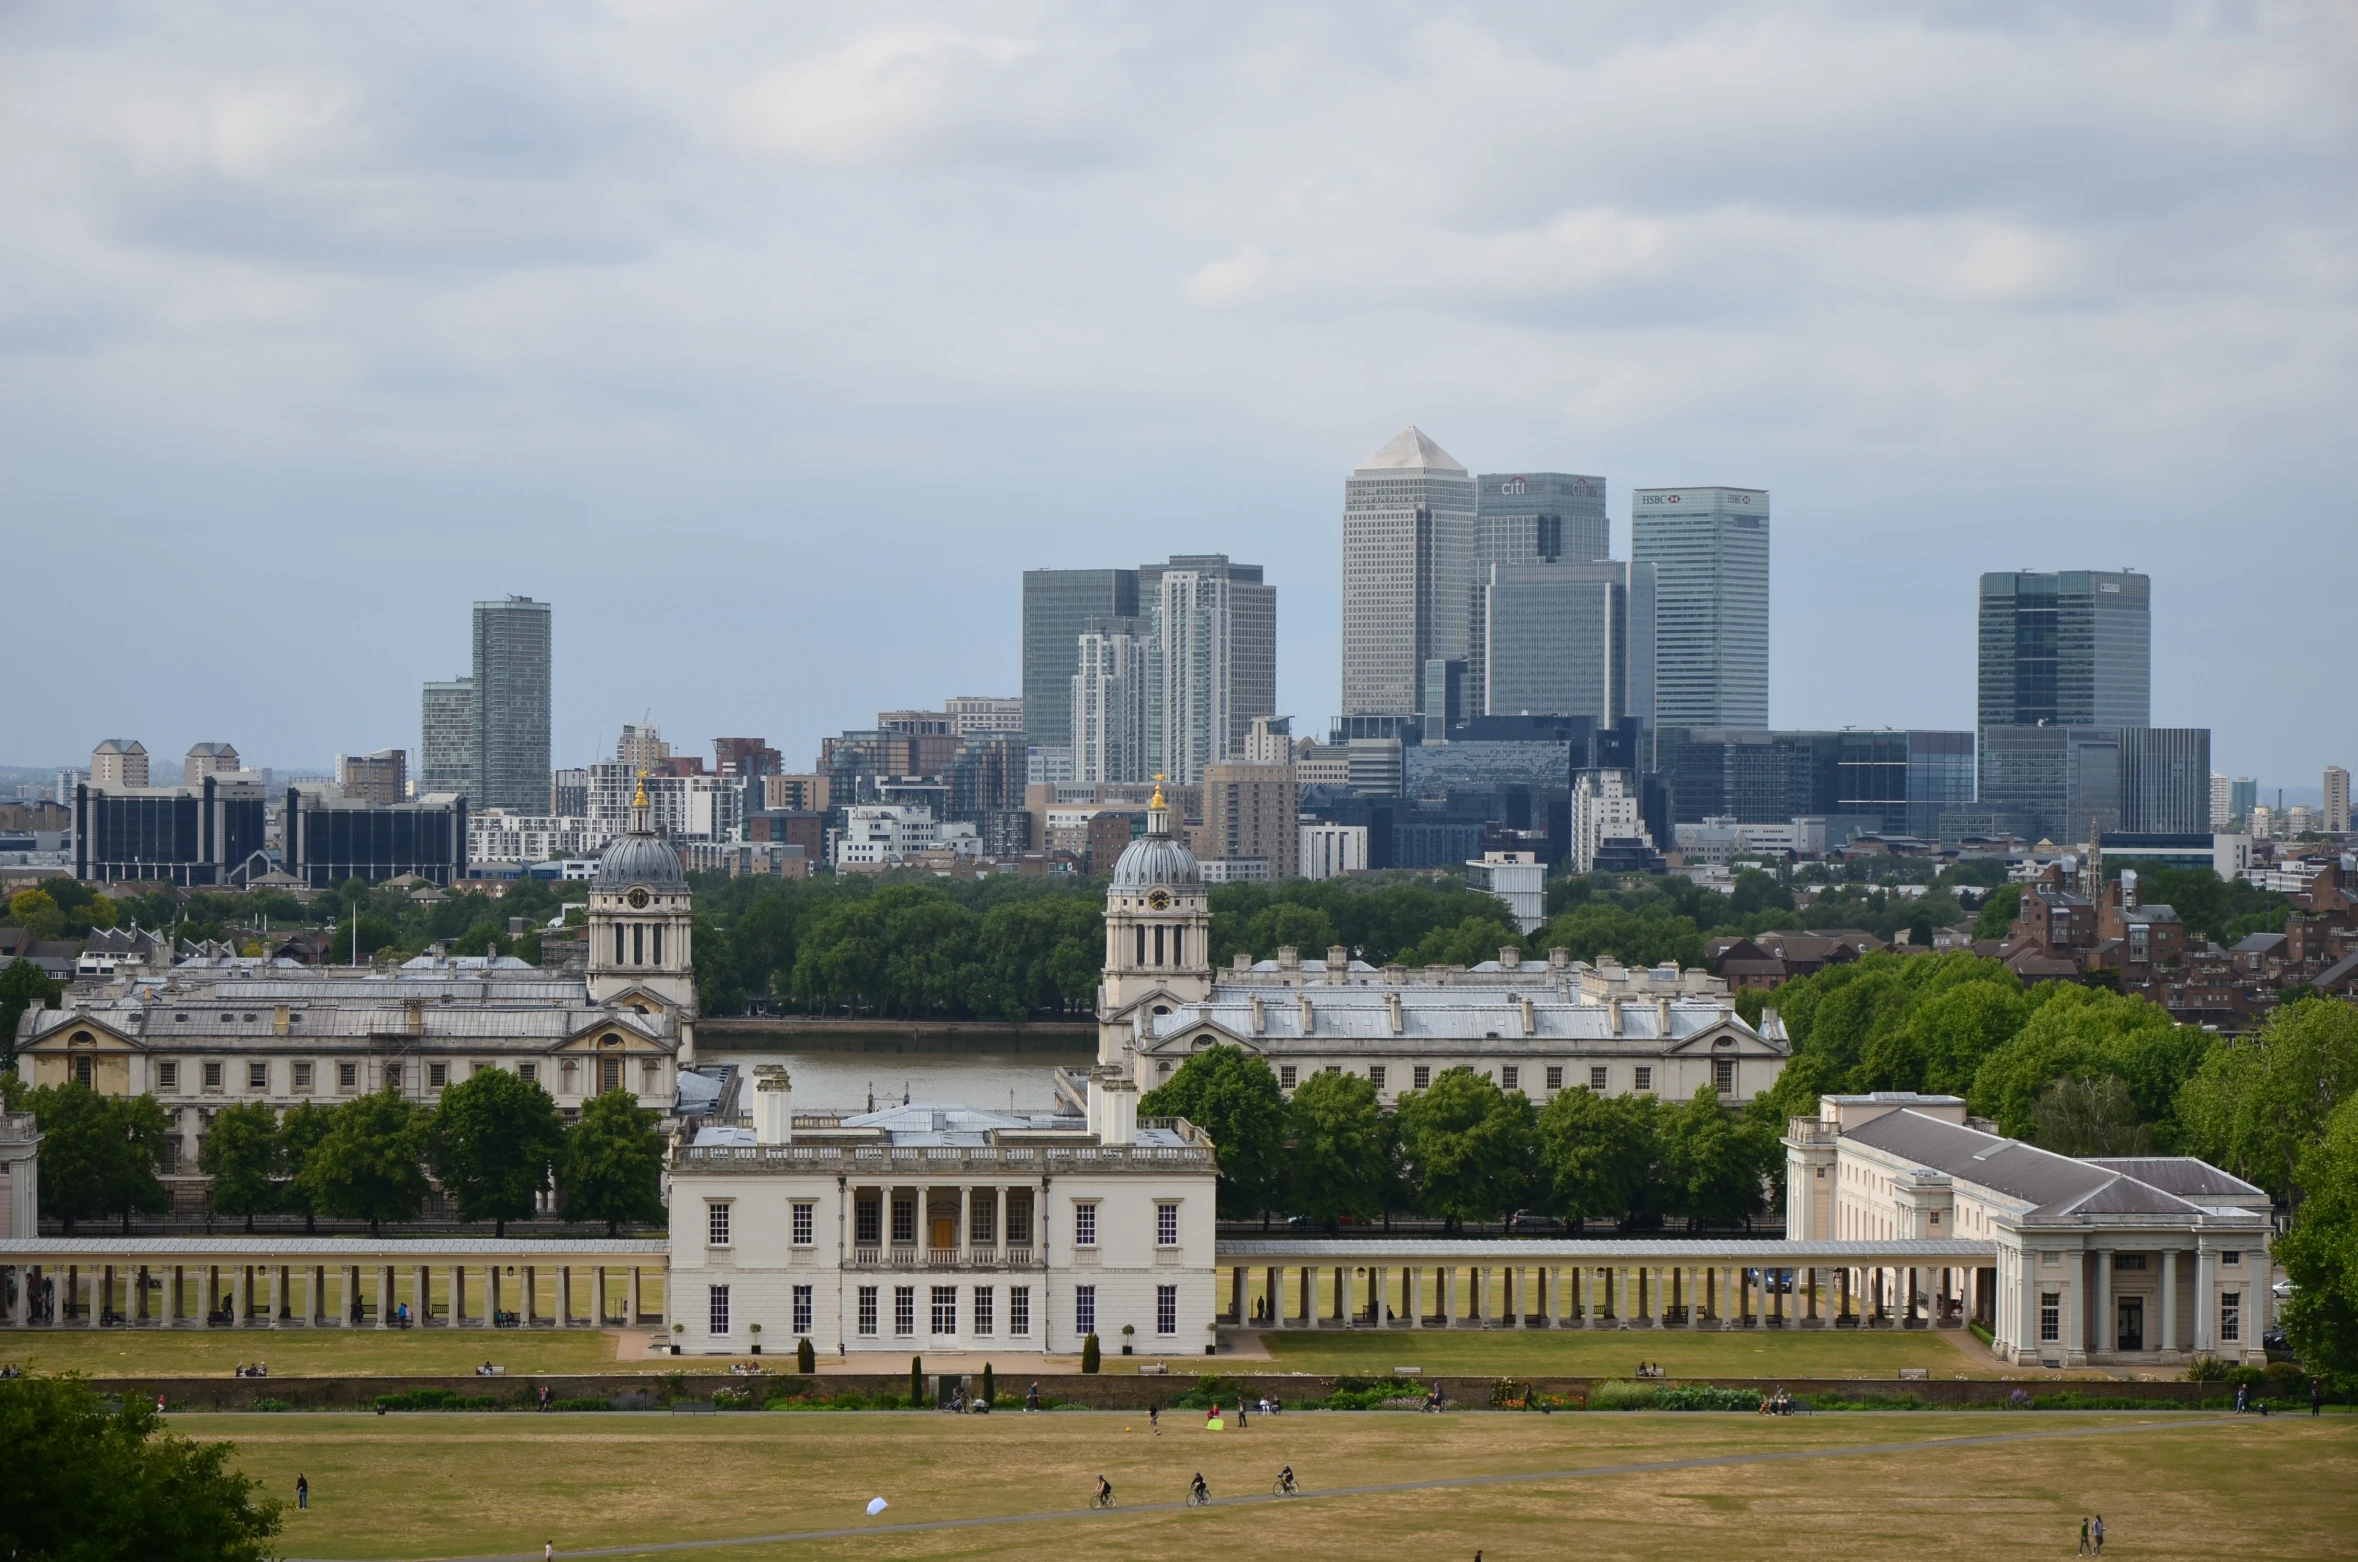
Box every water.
[695,1050,1077,1114]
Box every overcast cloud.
[3,2,2352,788]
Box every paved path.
[290,1414,2246,1562]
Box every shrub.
[371,1390,499,1412]
[1654,1386,1765,1412]
[550,1398,612,1413]
[249,1398,290,1413]
[909,1356,925,1408]
[2186,1355,2233,1383]
[796,1337,817,1373]
[1325,1377,1427,1410]
[1967,1319,1995,1347]
[1080,1334,1101,1374]
[1588,1379,1657,1411]
[981,1362,995,1406]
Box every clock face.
[1147,888,1172,911]
[628,888,650,909]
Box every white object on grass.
[866,1498,889,1517]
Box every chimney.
[1385,992,1404,1034]
[1657,996,1672,1036]
[1500,946,1521,969]
[1326,946,1349,984]
[1298,995,1315,1034]
[406,999,423,1036]
[1519,995,1536,1036]
[753,1065,792,1145]
[1250,996,1266,1035]
[1609,997,1624,1036]
[1091,1067,1138,1146]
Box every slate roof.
[1840,1108,2260,1224]
[2083,1157,2269,1207]
[1146,984,1771,1047]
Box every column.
[2160,1250,2178,1356]
[2093,1251,2110,1358]
[1230,1265,1246,1325]
[265,1267,280,1329]
[1298,1264,1313,1329]
[377,1266,393,1328]
[525,1266,539,1327]
[1805,1267,1820,1325]
[200,1266,216,1328]
[995,1187,1008,1260]
[1611,1266,1626,1327]
[560,1266,577,1328]
[2193,1248,2214,1353]
[1339,1266,1355,1328]
[1263,1266,1280,1326]
[630,1266,644,1327]
[597,1266,609,1326]
[2065,1255,2086,1363]
[957,1187,971,1265]
[1655,1268,1671,1328]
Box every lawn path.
[286,1414,2241,1562]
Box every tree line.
[1137,1045,1783,1233]
[4,1071,667,1237]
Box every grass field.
[0,1328,651,1379]
[1257,1325,1998,1379]
[190,1408,2354,1561]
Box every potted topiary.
[980,1361,995,1409]
[910,1355,925,1408]
[1120,1323,1135,1356]
[748,1322,762,1356]
[796,1336,817,1373]
[1081,1333,1101,1374]
[670,1322,684,1356]
[1206,1321,1220,1357]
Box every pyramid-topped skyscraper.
[1341,427,1477,723]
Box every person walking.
[544,1544,554,1562]
[1027,1381,1041,1413]
[1235,1396,1248,1429]
[296,1475,308,1511]
[2236,1382,2249,1414]
[2078,1516,2090,1555]
[2092,1515,2105,1555]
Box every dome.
[1111,831,1201,892]
[595,830,686,891]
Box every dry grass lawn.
[0,1328,653,1379]
[1257,1324,2002,1379]
[189,1408,2354,1561]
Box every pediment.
[1661,1019,1787,1057]
[1139,1019,1263,1056]
[26,1012,144,1053]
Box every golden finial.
[632,768,649,810]
[1150,772,1165,810]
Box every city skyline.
[2,8,2349,787]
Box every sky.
[3,2,2353,792]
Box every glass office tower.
[1977,570,2150,730]
[1342,428,1477,720]
[420,676,476,800]
[471,597,552,813]
[1023,568,1139,754]
[1630,486,1769,727]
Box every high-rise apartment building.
[183,743,241,786]
[1341,428,1477,720]
[470,596,552,813]
[713,738,783,777]
[2210,772,2235,831]
[1022,569,1140,756]
[946,696,1024,737]
[1072,621,1152,784]
[1143,555,1277,784]
[1976,571,2150,731]
[89,739,149,791]
[335,749,410,806]
[1201,760,1300,878]
[1630,486,1770,727]
[1476,560,1655,729]
[2327,766,2351,835]
[419,677,475,798]
[617,723,669,774]
[550,767,590,816]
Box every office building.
[1477,560,1656,730]
[1977,725,2211,844]
[420,677,476,799]
[834,804,939,869]
[1570,768,1654,873]
[1977,572,2150,797]
[1341,428,1477,720]
[334,750,409,807]
[285,786,466,887]
[1465,850,1546,933]
[1300,822,1367,880]
[1477,471,1609,579]
[2327,767,2351,835]
[1023,568,1140,754]
[1658,729,1841,826]
[946,696,1024,737]
[1834,730,1977,839]
[73,773,268,886]
[550,767,590,816]
[1143,555,1277,784]
[1631,486,1769,727]
[1243,715,1293,765]
[1201,760,1299,879]
[183,743,241,786]
[470,596,553,812]
[89,740,148,791]
[713,738,782,778]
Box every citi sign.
[1499,477,1529,495]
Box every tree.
[798,1335,818,1372]
[293,1090,430,1236]
[0,956,62,1071]
[1535,1086,1657,1226]
[1138,1045,1287,1220]
[276,1100,335,1232]
[429,1067,565,1236]
[0,1373,282,1561]
[2179,996,2358,1214]
[197,1101,281,1232]
[1283,1069,1389,1225]
[30,1083,168,1235]
[6,889,64,941]
[561,1088,667,1235]
[1967,984,2199,1142]
[1394,1067,1536,1228]
[2273,1092,2358,1383]
[2028,1075,2153,1157]
[1527,904,1706,971]
[1396,914,1524,969]
[1658,1086,1777,1228]
[1971,885,2023,940]
[1079,1334,1100,1374]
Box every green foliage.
[1758,953,2031,1120]
[1139,1044,1287,1219]
[0,1373,282,1560]
[1528,903,1706,971]
[198,1101,282,1231]
[1207,877,1522,968]
[429,1067,565,1236]
[560,1089,668,1235]
[293,1089,430,1236]
[2179,997,2358,1211]
[6,889,64,940]
[1079,1335,1100,1374]
[275,1100,335,1232]
[979,1361,993,1404]
[1394,1066,1537,1227]
[797,1336,818,1373]
[1728,868,1794,919]
[780,883,1105,1021]
[1971,885,2023,940]
[1969,984,2204,1143]
[1535,1087,1658,1224]
[371,1389,501,1412]
[911,1355,926,1404]
[30,1083,170,1234]
[1283,1068,1391,1223]
[0,956,62,1069]
[1396,914,1524,969]
[1658,1085,1781,1226]
[2027,1075,2153,1157]
[2114,865,2289,947]
[2272,1091,2358,1382]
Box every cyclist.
[1275,1465,1299,1496]
[1189,1472,1210,1507]
[1093,1475,1114,1509]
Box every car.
[1744,1267,1795,1294]
[2273,1278,2296,1301]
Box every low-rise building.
[1465,850,1546,933]
[1299,822,1367,881]
[834,805,938,870]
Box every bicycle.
[1091,1488,1116,1510]
[1186,1481,1211,1508]
[1272,1472,1301,1497]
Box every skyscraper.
[1022,568,1140,758]
[1630,486,1769,727]
[419,677,475,798]
[1977,571,2151,732]
[470,596,552,813]
[1476,472,1609,577]
[1141,555,1277,784]
[1341,428,1476,720]
[1071,619,1151,784]
[1476,560,1655,729]
[2327,765,2350,835]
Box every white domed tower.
[1098,777,1211,1078]
[587,774,696,1015]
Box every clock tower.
[587,774,697,1016]
[1097,777,1211,1073]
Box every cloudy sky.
[4,2,2352,789]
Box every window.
[857,1286,879,1336]
[1634,1067,1653,1092]
[1929,1212,1942,1228]
[518,1063,536,1084]
[792,1285,813,1334]
[427,1062,449,1089]
[969,1197,994,1246]
[791,1202,815,1246]
[1714,1058,1735,1094]
[633,924,644,965]
[2041,1251,2060,1268]
[931,1286,958,1335]
[2222,1251,2242,1266]
[2040,1293,2061,1342]
[74,1056,94,1088]
[2111,1253,2148,1272]
[1157,1203,1180,1247]
[973,1287,994,1336]
[1544,1065,1563,1091]
[1157,1284,1178,1335]
[1369,1065,1386,1089]
[707,1202,731,1247]
[1279,1065,1297,1089]
[708,1285,730,1335]
[386,1063,403,1089]
[600,1057,622,1092]
[1074,1202,1097,1248]
[1590,1066,1608,1091]
[1500,1066,1519,1090]
[204,1061,224,1090]
[1412,1065,1431,1089]
[158,1061,179,1091]
[856,1198,882,1246]
[338,1061,357,1090]
[292,1061,312,1091]
[1006,1198,1031,1246]
[2221,1292,2241,1342]
[1009,1286,1031,1336]
[1075,1285,1096,1337]
[894,1286,916,1336]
